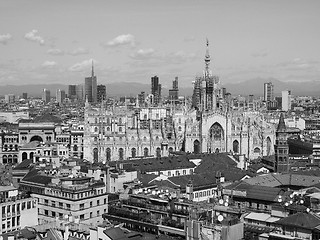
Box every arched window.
[144,114,147,120]
[178,126,182,132]
[194,140,200,154]
[107,127,110,132]
[13,155,18,164]
[254,147,260,154]
[22,152,27,160]
[8,155,13,164]
[131,148,136,158]
[119,148,124,160]
[155,136,159,141]
[93,148,98,162]
[143,136,147,142]
[156,147,161,158]
[106,148,111,161]
[73,145,78,152]
[29,152,34,159]
[266,137,272,156]
[144,147,149,157]
[209,123,224,141]
[168,147,173,153]
[233,140,239,153]
[3,155,7,164]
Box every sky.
[0,0,319,88]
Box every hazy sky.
[0,0,319,88]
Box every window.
[97,200,100,206]
[183,170,186,175]
[104,198,107,204]
[80,214,84,220]
[66,204,70,210]
[119,148,124,160]
[90,202,93,208]
[51,201,55,207]
[27,201,31,209]
[44,210,48,216]
[97,210,100,216]
[80,203,84,210]
[59,202,63,208]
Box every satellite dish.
[217,215,224,222]
[219,199,224,205]
[224,202,228,207]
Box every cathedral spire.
[277,112,286,132]
[205,38,211,69]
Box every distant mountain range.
[0,78,319,97]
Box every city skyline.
[0,0,320,87]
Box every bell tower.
[274,113,289,172]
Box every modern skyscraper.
[76,84,84,101]
[138,91,146,107]
[68,85,77,101]
[42,89,51,103]
[169,76,179,104]
[97,85,106,103]
[4,94,15,103]
[274,113,289,172]
[151,76,161,106]
[281,90,291,111]
[263,82,274,102]
[84,62,97,103]
[56,89,66,104]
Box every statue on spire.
[204,38,211,79]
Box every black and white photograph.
[0,0,320,239]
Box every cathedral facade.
[83,41,276,162]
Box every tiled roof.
[225,181,284,202]
[194,153,237,174]
[14,158,33,170]
[110,156,196,173]
[21,169,53,185]
[243,173,320,188]
[276,212,320,230]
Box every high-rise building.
[281,90,291,111]
[169,76,179,104]
[151,76,162,106]
[263,82,274,102]
[84,62,97,103]
[4,94,15,103]
[42,89,50,103]
[68,85,77,101]
[138,91,145,107]
[22,92,28,100]
[76,84,84,101]
[275,113,289,172]
[97,85,106,103]
[56,89,66,104]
